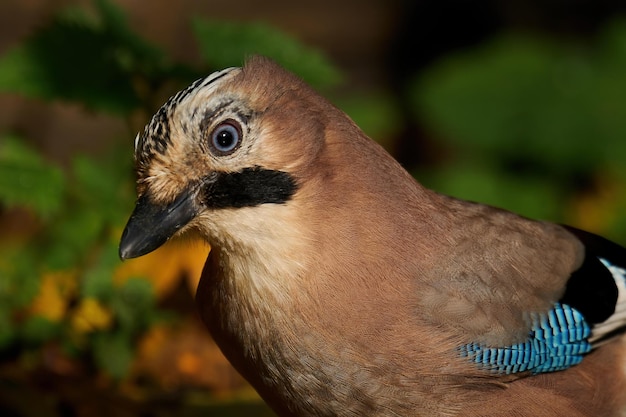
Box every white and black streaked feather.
[134,67,238,166]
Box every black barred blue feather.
[462,227,626,376]
[461,303,591,375]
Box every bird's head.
[119,56,332,260]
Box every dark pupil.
[216,130,234,148]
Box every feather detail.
[590,258,626,344]
[462,227,626,376]
[461,303,592,375]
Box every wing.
[561,226,626,345]
[459,225,626,376]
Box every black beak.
[119,191,199,260]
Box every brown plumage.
[119,56,626,416]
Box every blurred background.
[1,0,626,416]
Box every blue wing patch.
[460,303,592,375]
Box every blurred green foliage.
[192,19,342,89]
[414,20,626,236]
[0,0,154,113]
[0,136,65,218]
[0,0,625,415]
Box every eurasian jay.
[119,56,626,416]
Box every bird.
[119,55,626,416]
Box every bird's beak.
[119,190,199,260]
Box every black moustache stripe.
[201,167,298,209]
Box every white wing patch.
[589,258,626,344]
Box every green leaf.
[0,19,136,112]
[92,0,169,78]
[0,136,65,218]
[413,26,626,175]
[92,331,134,379]
[333,91,402,147]
[110,277,155,333]
[20,316,61,345]
[71,148,134,223]
[80,241,120,300]
[599,18,626,69]
[418,161,564,221]
[0,0,167,113]
[41,147,134,270]
[0,245,41,310]
[192,19,342,89]
[43,209,105,270]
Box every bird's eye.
[210,120,242,156]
